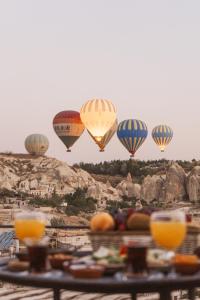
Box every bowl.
[174,262,200,275]
[15,252,29,262]
[103,263,125,276]
[48,248,75,255]
[48,254,73,270]
[7,259,29,272]
[16,247,75,262]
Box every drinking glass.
[25,237,49,273]
[150,211,186,251]
[150,211,186,277]
[14,211,46,242]
[123,236,152,275]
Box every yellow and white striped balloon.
[88,119,118,152]
[80,99,117,141]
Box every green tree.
[50,217,65,226]
[64,188,97,215]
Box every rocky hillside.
[117,162,200,206]
[0,154,121,203]
[0,154,200,208]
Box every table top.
[0,263,200,295]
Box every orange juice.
[15,219,45,241]
[151,221,186,250]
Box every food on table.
[174,254,199,264]
[93,246,125,264]
[48,254,73,270]
[90,208,192,233]
[173,254,200,275]
[120,245,127,256]
[65,247,125,276]
[92,246,125,275]
[90,208,154,232]
[147,249,173,267]
[69,264,105,279]
[127,213,150,230]
[111,210,127,231]
[90,213,115,231]
[7,259,29,272]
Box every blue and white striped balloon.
[117,119,148,157]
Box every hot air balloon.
[88,119,118,152]
[53,111,85,152]
[80,99,117,145]
[117,119,148,157]
[25,134,49,156]
[152,125,173,152]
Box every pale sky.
[0,0,200,164]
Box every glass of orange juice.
[14,211,46,242]
[151,210,186,252]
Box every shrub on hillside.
[29,193,63,208]
[64,188,97,215]
[50,217,65,227]
[106,196,137,213]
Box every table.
[0,264,200,300]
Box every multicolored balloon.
[88,119,118,152]
[152,125,173,152]
[117,119,148,157]
[53,111,85,152]
[80,99,117,143]
[25,134,49,156]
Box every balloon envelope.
[53,111,84,152]
[152,125,173,152]
[80,98,117,141]
[25,134,49,156]
[117,119,148,157]
[88,119,118,151]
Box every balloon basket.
[67,149,71,152]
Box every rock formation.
[186,166,200,203]
[116,173,141,199]
[141,175,165,204]
[0,155,198,208]
[165,162,187,203]
[0,155,121,202]
[140,162,188,205]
